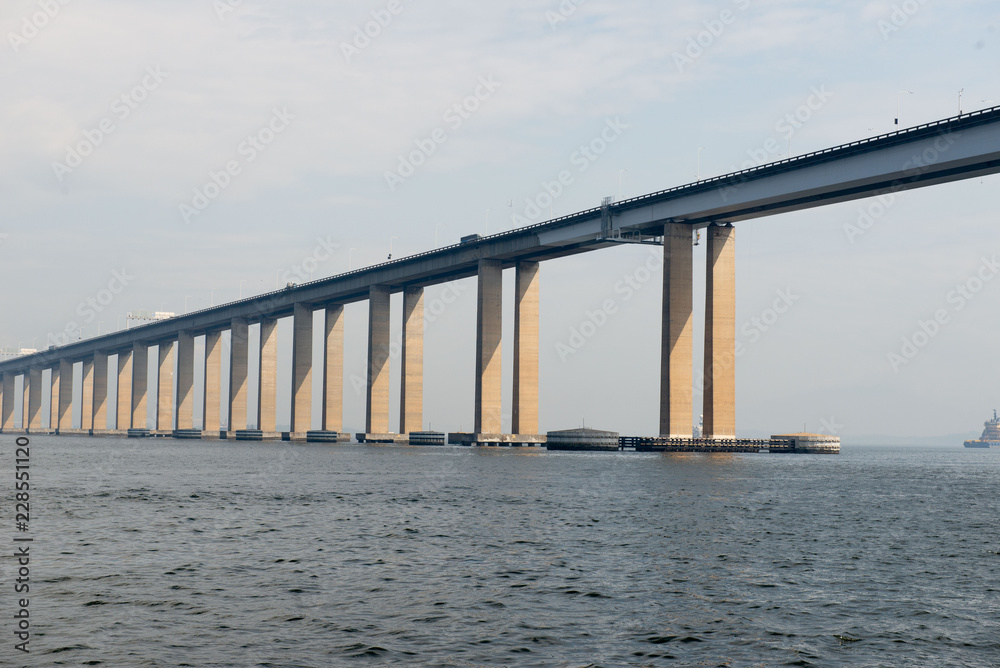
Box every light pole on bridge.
[895,90,914,127]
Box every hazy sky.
[2,0,998,439]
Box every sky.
[1,0,998,440]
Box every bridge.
[3,106,1000,443]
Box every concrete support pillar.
[323,306,344,433]
[512,262,540,435]
[258,318,278,433]
[156,342,174,432]
[81,359,95,431]
[660,222,694,438]
[26,368,43,431]
[49,367,60,430]
[703,224,737,439]
[21,375,29,430]
[229,318,249,432]
[92,352,109,431]
[204,332,222,434]
[58,360,73,431]
[400,287,424,435]
[475,259,503,434]
[176,332,195,431]
[116,351,132,431]
[131,343,148,430]
[366,286,391,434]
[0,373,6,431]
[290,305,313,435]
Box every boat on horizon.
[964,410,1000,448]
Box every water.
[4,437,999,667]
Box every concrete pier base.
[356,433,407,444]
[448,433,546,447]
[546,428,620,451]
[172,429,203,440]
[306,431,352,444]
[127,428,151,438]
[408,431,446,446]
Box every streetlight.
[435,223,446,247]
[959,88,964,115]
[388,236,398,260]
[619,169,628,199]
[895,90,914,127]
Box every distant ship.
[964,410,1000,448]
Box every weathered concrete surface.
[323,306,344,433]
[400,287,424,435]
[448,433,546,446]
[131,343,148,430]
[230,318,249,432]
[475,260,503,434]
[116,351,132,431]
[81,358,95,431]
[156,343,174,432]
[513,262,540,435]
[771,433,841,454]
[258,318,278,433]
[92,352,109,431]
[176,332,195,431]
[49,367,60,430]
[0,373,9,431]
[366,286,391,434]
[27,367,43,431]
[204,331,222,435]
[660,222,693,438]
[58,360,73,431]
[704,224,736,439]
[290,304,313,436]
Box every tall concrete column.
[258,318,278,433]
[58,360,73,431]
[400,287,424,435]
[512,262,540,435]
[26,368,43,431]
[92,352,109,431]
[49,367,60,430]
[176,332,195,431]
[660,222,694,438]
[475,259,503,434]
[157,342,174,432]
[1,374,11,431]
[323,306,344,433]
[703,224,737,439]
[21,375,29,430]
[204,331,222,434]
[290,305,313,435]
[131,343,148,430]
[81,359,95,431]
[366,286,391,434]
[116,350,132,431]
[229,318,249,432]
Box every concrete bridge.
[3,106,1000,443]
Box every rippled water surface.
[4,437,1000,666]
